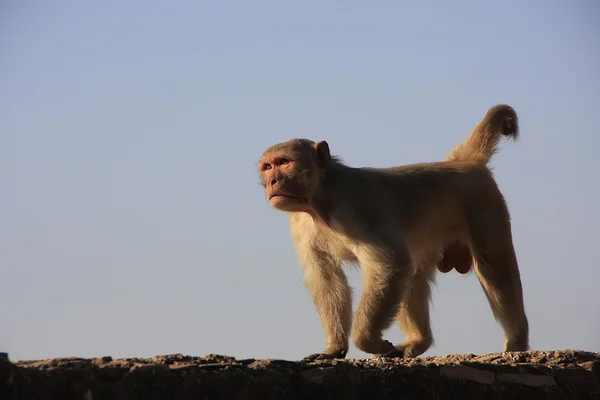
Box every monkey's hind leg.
[387,267,435,358]
[468,205,529,352]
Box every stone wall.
[1,350,598,399]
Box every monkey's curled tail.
[446,104,519,165]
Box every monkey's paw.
[302,349,347,362]
[377,340,429,359]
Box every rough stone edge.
[2,350,599,399]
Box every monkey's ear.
[314,141,331,168]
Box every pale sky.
[1,1,599,361]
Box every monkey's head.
[258,138,331,213]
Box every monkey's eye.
[264,163,272,170]
[279,158,289,165]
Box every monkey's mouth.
[269,193,301,200]
[269,194,308,207]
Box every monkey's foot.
[377,340,431,359]
[302,348,347,362]
[504,334,529,352]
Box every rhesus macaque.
[257,105,529,361]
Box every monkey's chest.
[331,241,359,262]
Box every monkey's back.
[342,162,499,243]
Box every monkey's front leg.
[352,251,410,356]
[300,251,352,362]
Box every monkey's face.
[258,139,328,213]
[259,153,317,213]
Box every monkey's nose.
[270,178,278,186]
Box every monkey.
[257,104,529,361]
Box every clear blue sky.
[2,1,599,361]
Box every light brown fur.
[258,104,529,360]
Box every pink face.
[259,139,330,214]
[259,152,312,212]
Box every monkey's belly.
[438,242,472,274]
